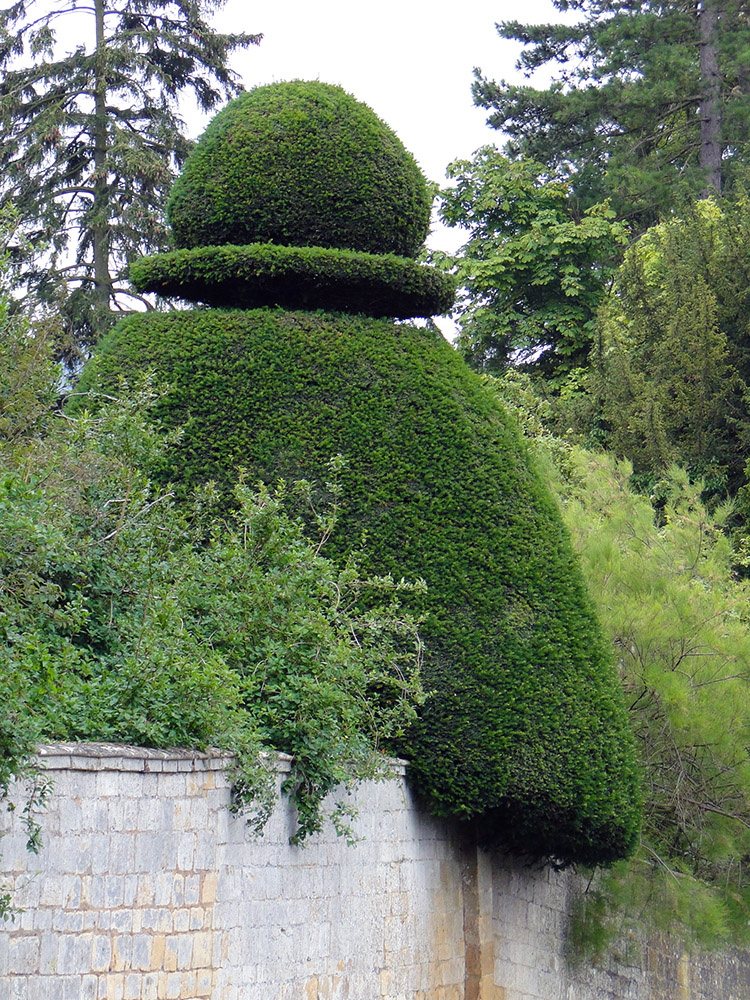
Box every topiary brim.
[129,243,456,319]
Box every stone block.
[8,935,40,974]
[194,832,216,871]
[179,971,197,999]
[135,874,154,907]
[39,754,73,770]
[141,972,159,1000]
[137,798,164,833]
[184,874,200,906]
[164,972,182,999]
[81,974,99,1000]
[175,934,193,969]
[123,972,141,999]
[176,833,195,872]
[53,909,85,933]
[87,801,110,833]
[174,797,207,833]
[200,872,218,906]
[92,935,112,973]
[108,835,136,875]
[111,909,134,934]
[111,935,133,972]
[95,772,125,799]
[102,974,123,1000]
[81,874,104,909]
[123,874,138,908]
[190,931,213,969]
[163,937,179,973]
[134,834,164,874]
[195,968,213,996]
[115,758,144,773]
[38,875,65,908]
[156,774,187,797]
[57,932,93,974]
[170,873,184,907]
[0,927,8,974]
[104,875,124,909]
[108,799,138,833]
[37,930,58,975]
[131,933,153,972]
[85,835,111,876]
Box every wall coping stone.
[33,741,408,776]
[34,741,290,773]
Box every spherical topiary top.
[167,81,433,259]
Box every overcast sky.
[211,0,564,253]
[46,0,564,254]
[39,0,566,329]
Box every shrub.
[77,307,642,865]
[167,81,432,258]
[129,242,455,318]
[3,373,425,845]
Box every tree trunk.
[699,0,722,194]
[92,0,111,332]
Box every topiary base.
[77,307,641,865]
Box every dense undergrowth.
[0,308,426,902]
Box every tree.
[590,196,750,494]
[437,148,628,376]
[490,370,750,954]
[474,0,750,229]
[0,0,260,356]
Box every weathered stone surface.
[1,743,747,999]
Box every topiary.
[76,80,641,865]
[78,308,641,865]
[167,80,432,258]
[129,242,454,319]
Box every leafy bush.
[167,81,432,258]
[491,369,750,954]
[1,331,425,849]
[77,306,642,866]
[0,282,59,918]
[129,242,455,318]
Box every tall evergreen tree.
[474,0,750,229]
[0,1,260,355]
[591,196,750,494]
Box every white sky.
[211,0,563,254]
[42,0,564,254]
[39,0,566,327]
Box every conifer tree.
[0,0,260,355]
[474,0,750,229]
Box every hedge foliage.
[167,81,432,258]
[78,308,642,865]
[129,243,455,318]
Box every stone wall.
[1,744,748,1000]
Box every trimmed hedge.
[129,243,455,318]
[167,81,432,258]
[78,308,642,866]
